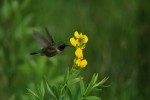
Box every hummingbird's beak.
[66,44,74,47]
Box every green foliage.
[28,67,108,100]
[0,0,34,99]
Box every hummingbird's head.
[57,42,68,51]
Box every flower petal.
[79,33,83,39]
[75,48,83,59]
[74,31,80,38]
[83,35,88,43]
[75,59,81,66]
[79,59,87,68]
[70,37,77,47]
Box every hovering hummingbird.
[30,28,70,57]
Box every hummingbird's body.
[30,28,68,57]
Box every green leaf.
[93,88,102,92]
[40,81,45,99]
[84,96,101,100]
[27,89,40,100]
[93,73,98,85]
[69,77,82,85]
[46,82,58,99]
[80,78,85,95]
[84,74,98,96]
[52,86,59,99]
[93,77,109,88]
[64,67,70,82]
[65,86,73,100]
[89,73,98,87]
[83,74,109,97]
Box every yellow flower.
[70,37,77,47]
[74,31,80,38]
[75,48,83,59]
[79,59,87,68]
[75,59,80,65]
[75,59,87,68]
[70,31,88,68]
[83,35,88,43]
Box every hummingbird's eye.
[59,43,66,47]
[61,43,64,46]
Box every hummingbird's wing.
[45,28,55,45]
[33,31,50,47]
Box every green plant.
[28,31,108,100]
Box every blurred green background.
[0,0,150,100]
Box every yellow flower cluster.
[70,31,88,68]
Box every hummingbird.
[30,28,70,57]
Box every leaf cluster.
[28,68,108,100]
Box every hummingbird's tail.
[30,52,39,55]
[30,50,41,55]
